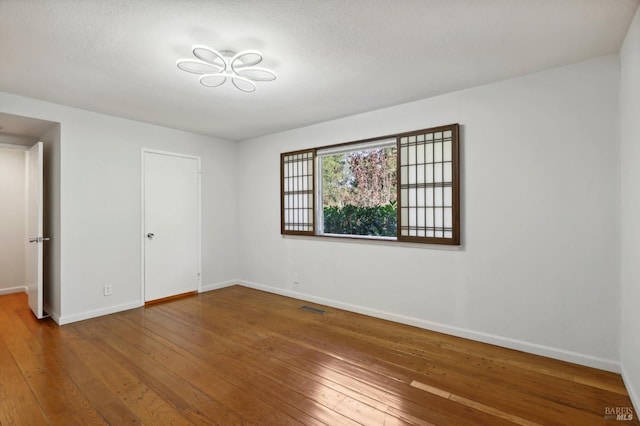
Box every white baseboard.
[0,286,27,295]
[621,365,640,413]
[43,302,61,324]
[237,280,621,373]
[55,279,239,325]
[200,279,238,293]
[57,301,143,325]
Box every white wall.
[0,147,26,293]
[620,5,640,411]
[0,92,238,323]
[237,55,621,371]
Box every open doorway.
[0,145,29,295]
[0,112,60,319]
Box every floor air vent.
[300,305,326,314]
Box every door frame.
[140,148,202,304]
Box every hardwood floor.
[0,286,637,425]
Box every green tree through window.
[321,146,397,237]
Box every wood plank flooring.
[0,285,637,425]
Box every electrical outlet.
[104,284,112,296]
[292,272,299,284]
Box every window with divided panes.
[280,124,459,245]
[398,126,459,243]
[280,150,315,234]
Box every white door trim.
[140,148,202,304]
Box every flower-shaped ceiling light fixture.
[177,45,276,92]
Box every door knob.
[147,233,155,240]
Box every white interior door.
[143,151,200,302]
[26,142,44,318]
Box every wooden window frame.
[397,124,460,245]
[280,124,460,245]
[280,149,316,235]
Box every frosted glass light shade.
[177,45,277,92]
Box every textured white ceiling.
[0,0,637,141]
